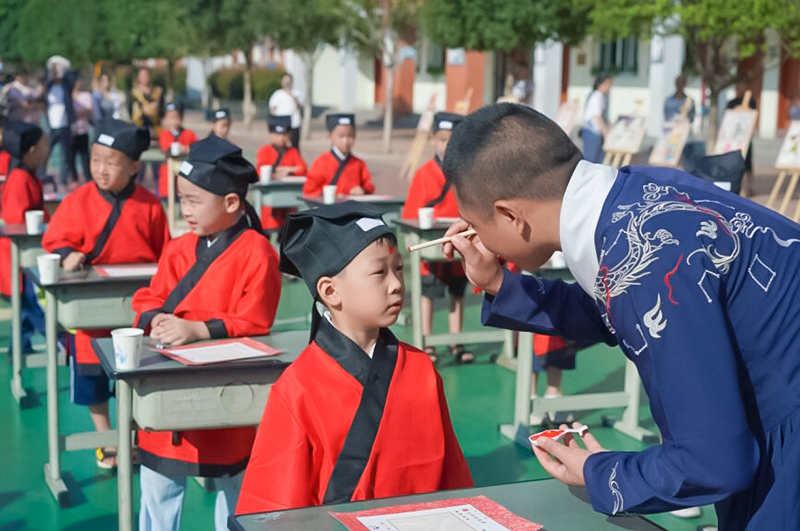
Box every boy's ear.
[130,160,141,176]
[316,276,341,308]
[493,199,529,236]
[223,193,241,214]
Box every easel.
[648,98,693,169]
[713,90,756,198]
[603,100,645,169]
[399,94,438,183]
[765,169,800,221]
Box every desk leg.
[499,332,533,447]
[252,188,263,221]
[409,237,423,348]
[9,241,26,404]
[43,289,68,506]
[613,359,654,442]
[117,379,134,531]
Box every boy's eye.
[372,268,386,276]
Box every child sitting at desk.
[236,202,473,514]
[158,102,198,198]
[208,108,231,140]
[131,135,281,531]
[402,112,473,364]
[303,114,375,197]
[42,118,170,469]
[255,114,307,229]
[0,120,50,356]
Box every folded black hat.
[2,120,43,159]
[178,135,257,197]
[93,118,150,160]
[432,112,464,133]
[212,108,231,122]
[326,113,355,132]
[268,115,292,134]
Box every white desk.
[95,331,308,531]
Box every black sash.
[425,155,451,208]
[272,146,286,168]
[137,217,249,330]
[330,150,351,187]
[315,315,398,504]
[85,179,137,264]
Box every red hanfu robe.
[131,219,281,477]
[41,180,169,365]
[254,144,308,229]
[401,156,464,279]
[158,128,198,197]
[0,150,11,177]
[0,167,50,296]
[303,150,375,197]
[236,317,474,514]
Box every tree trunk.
[243,49,255,130]
[201,57,210,111]
[706,89,721,153]
[383,64,394,154]
[302,52,314,141]
[166,58,176,102]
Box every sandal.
[424,346,438,364]
[95,446,118,470]
[451,344,474,364]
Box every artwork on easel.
[603,115,647,154]
[713,109,758,159]
[555,101,579,135]
[649,118,691,167]
[775,121,800,171]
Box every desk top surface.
[251,179,307,191]
[26,263,156,288]
[393,218,461,235]
[0,224,46,240]
[302,195,406,208]
[230,479,664,531]
[95,330,308,380]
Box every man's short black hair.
[442,103,582,218]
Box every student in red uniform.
[131,135,281,531]
[208,108,231,140]
[0,120,50,355]
[402,112,473,363]
[255,115,308,228]
[303,114,375,197]
[0,117,12,177]
[236,202,473,514]
[158,102,198,198]
[42,119,169,469]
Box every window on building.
[596,36,639,75]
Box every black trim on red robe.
[425,155,451,208]
[314,315,399,504]
[329,149,352,187]
[136,216,249,332]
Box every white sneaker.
[670,507,702,518]
[530,394,550,426]
[543,392,575,425]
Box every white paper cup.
[112,328,144,370]
[323,185,338,205]
[418,207,435,229]
[36,254,61,284]
[170,142,182,157]
[259,165,273,184]
[25,210,45,234]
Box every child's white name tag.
[97,134,115,146]
[356,217,385,232]
[439,120,454,130]
[180,161,193,176]
[338,117,352,125]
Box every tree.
[266,0,350,140]
[584,0,800,146]
[0,0,26,64]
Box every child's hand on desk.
[442,221,504,296]
[151,315,210,346]
[150,313,172,329]
[349,186,365,196]
[274,166,294,178]
[62,251,86,272]
[532,422,607,487]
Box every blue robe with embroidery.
[482,164,800,530]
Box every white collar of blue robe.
[326,113,355,132]
[178,135,257,197]
[559,160,617,296]
[212,108,231,122]
[268,114,291,133]
[432,112,464,133]
[93,118,150,160]
[279,201,395,297]
[2,119,43,159]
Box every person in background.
[72,78,93,183]
[303,114,374,197]
[789,91,800,121]
[663,75,696,124]
[268,73,303,153]
[92,72,125,121]
[580,73,613,164]
[209,108,232,140]
[45,62,76,189]
[129,68,164,139]
[3,68,42,123]
[157,102,198,198]
[726,81,757,197]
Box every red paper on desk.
[156,338,281,366]
[330,495,543,531]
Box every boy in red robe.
[42,118,170,469]
[303,114,375,197]
[237,202,473,514]
[209,108,231,140]
[131,135,281,531]
[158,102,198,198]
[1,120,50,355]
[402,112,473,363]
[255,115,308,229]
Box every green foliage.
[421,0,590,52]
[264,0,350,54]
[208,67,286,101]
[0,0,26,62]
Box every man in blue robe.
[441,103,800,530]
